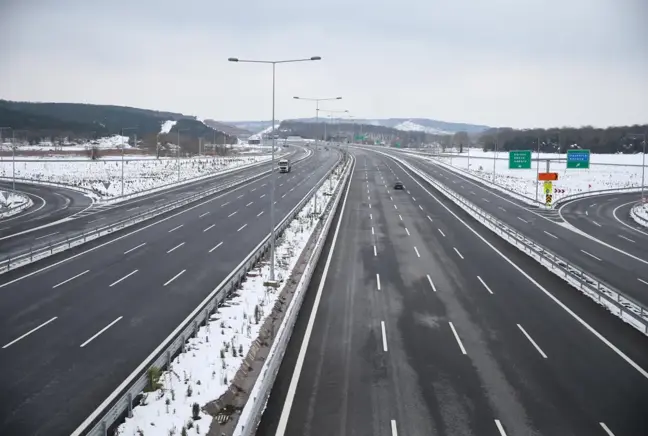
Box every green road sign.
[395,143,401,148]
[567,149,590,169]
[509,150,532,169]
[355,135,366,141]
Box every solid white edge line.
[494,419,507,435]
[2,316,58,349]
[619,234,635,243]
[163,269,186,287]
[599,422,615,436]
[209,241,223,253]
[80,316,123,348]
[391,420,398,436]
[381,321,388,352]
[382,154,648,380]
[517,324,548,358]
[377,273,381,290]
[52,269,90,289]
[109,269,138,287]
[275,156,354,436]
[124,242,146,254]
[426,274,437,292]
[448,321,467,355]
[476,275,494,294]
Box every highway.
[257,148,648,436]
[0,180,92,237]
[0,147,339,436]
[558,192,648,261]
[374,149,648,307]
[0,150,299,260]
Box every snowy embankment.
[0,155,270,201]
[0,135,136,152]
[0,190,33,218]
[417,150,646,206]
[630,203,648,228]
[116,165,344,436]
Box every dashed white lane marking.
[53,270,90,289]
[237,194,245,198]
[251,188,257,192]
[619,234,635,243]
[453,247,464,259]
[199,211,210,218]
[163,269,186,287]
[638,278,648,286]
[221,201,230,207]
[381,321,388,352]
[246,201,254,207]
[260,194,266,198]
[80,316,123,348]
[419,204,423,210]
[394,204,398,210]
[390,196,393,201]
[592,220,602,227]
[257,211,265,217]
[585,210,589,216]
[155,198,166,203]
[405,228,410,236]
[438,228,446,237]
[483,198,490,202]
[3,317,58,349]
[449,322,467,355]
[498,206,507,212]
[494,419,508,436]
[599,422,615,436]
[282,193,287,198]
[477,276,494,294]
[166,242,185,253]
[370,213,373,220]
[168,224,183,233]
[126,207,139,211]
[427,215,432,222]
[544,231,558,239]
[581,250,602,261]
[228,211,238,217]
[374,245,377,257]
[517,217,528,224]
[203,224,215,232]
[237,224,248,232]
[109,269,138,287]
[124,243,146,254]
[35,231,59,240]
[209,242,223,253]
[426,274,437,292]
[371,227,375,235]
[377,273,381,290]
[399,215,403,220]
[414,246,421,257]
[517,324,548,358]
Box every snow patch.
[631,203,648,228]
[160,120,178,135]
[394,120,452,135]
[116,166,343,436]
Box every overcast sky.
[1,0,646,129]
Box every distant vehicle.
[278,159,291,173]
[394,181,404,190]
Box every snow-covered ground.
[0,190,32,218]
[421,149,646,204]
[116,165,343,436]
[0,155,270,199]
[0,135,135,152]
[631,203,648,228]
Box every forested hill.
[478,125,648,154]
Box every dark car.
[394,181,404,190]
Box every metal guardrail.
[0,152,308,275]
[71,151,345,436]
[233,155,354,436]
[381,152,648,336]
[553,186,646,208]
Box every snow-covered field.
[0,135,136,152]
[116,165,343,436]
[422,149,646,204]
[0,155,269,199]
[631,203,648,228]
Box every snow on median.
[631,203,648,228]
[0,190,32,218]
[116,166,344,436]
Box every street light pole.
[121,127,137,196]
[492,128,499,183]
[293,96,342,152]
[229,55,321,282]
[628,133,647,203]
[177,128,188,182]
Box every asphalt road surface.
[257,148,648,436]
[0,149,303,258]
[0,147,339,436]
[372,149,648,308]
[0,180,92,236]
[558,192,648,261]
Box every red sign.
[538,172,559,181]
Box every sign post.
[544,181,553,206]
[509,150,532,169]
[567,150,590,169]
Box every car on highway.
[394,181,404,190]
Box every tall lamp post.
[120,127,137,196]
[317,109,349,144]
[293,96,342,150]
[176,128,189,182]
[627,133,647,203]
[228,55,321,281]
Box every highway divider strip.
[0,151,309,275]
[369,149,648,337]
[0,192,33,219]
[232,155,354,436]
[630,203,648,228]
[70,150,345,436]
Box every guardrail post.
[166,350,171,369]
[127,392,133,418]
[100,420,107,436]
